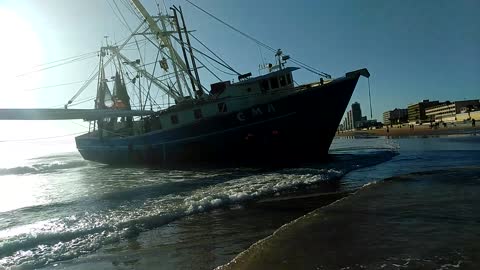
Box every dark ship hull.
[75,73,361,166]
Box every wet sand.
[337,123,478,137]
[220,167,480,270]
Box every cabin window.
[171,114,179,124]
[286,73,293,85]
[218,102,227,113]
[269,77,279,89]
[260,79,269,92]
[194,109,203,119]
[279,75,287,87]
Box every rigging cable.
[26,51,98,69]
[185,0,331,78]
[65,21,147,107]
[189,33,240,75]
[199,53,237,76]
[144,47,162,110]
[123,66,160,108]
[186,0,275,51]
[51,96,96,108]
[119,0,143,22]
[192,55,221,82]
[16,53,97,77]
[21,80,88,91]
[0,132,86,143]
[107,0,130,31]
[170,35,238,76]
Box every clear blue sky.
[188,0,480,120]
[0,0,479,140]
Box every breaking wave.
[0,160,88,176]
[0,150,396,269]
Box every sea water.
[0,135,479,269]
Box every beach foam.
[0,150,396,269]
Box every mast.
[138,74,142,110]
[177,6,203,97]
[171,7,196,95]
[95,49,105,110]
[109,47,184,101]
[129,0,202,101]
[65,21,145,108]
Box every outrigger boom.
[0,109,152,121]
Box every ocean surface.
[0,134,479,269]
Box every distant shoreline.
[336,123,478,137]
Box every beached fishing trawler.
[0,0,370,166]
[75,0,369,166]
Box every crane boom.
[129,0,202,100]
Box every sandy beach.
[220,167,480,270]
[337,122,478,137]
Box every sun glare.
[0,7,43,108]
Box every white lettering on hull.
[236,104,276,122]
[267,103,276,113]
[237,112,246,121]
[251,107,263,116]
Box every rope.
[368,77,373,119]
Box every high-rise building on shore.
[407,100,439,123]
[347,110,353,130]
[351,102,362,126]
[340,102,379,131]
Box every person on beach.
[473,118,476,127]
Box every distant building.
[383,108,408,125]
[382,111,391,125]
[341,102,377,130]
[351,102,362,125]
[425,99,480,122]
[407,100,439,123]
[341,118,346,131]
[341,109,352,131]
[457,111,480,121]
[347,110,353,130]
[356,119,381,129]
